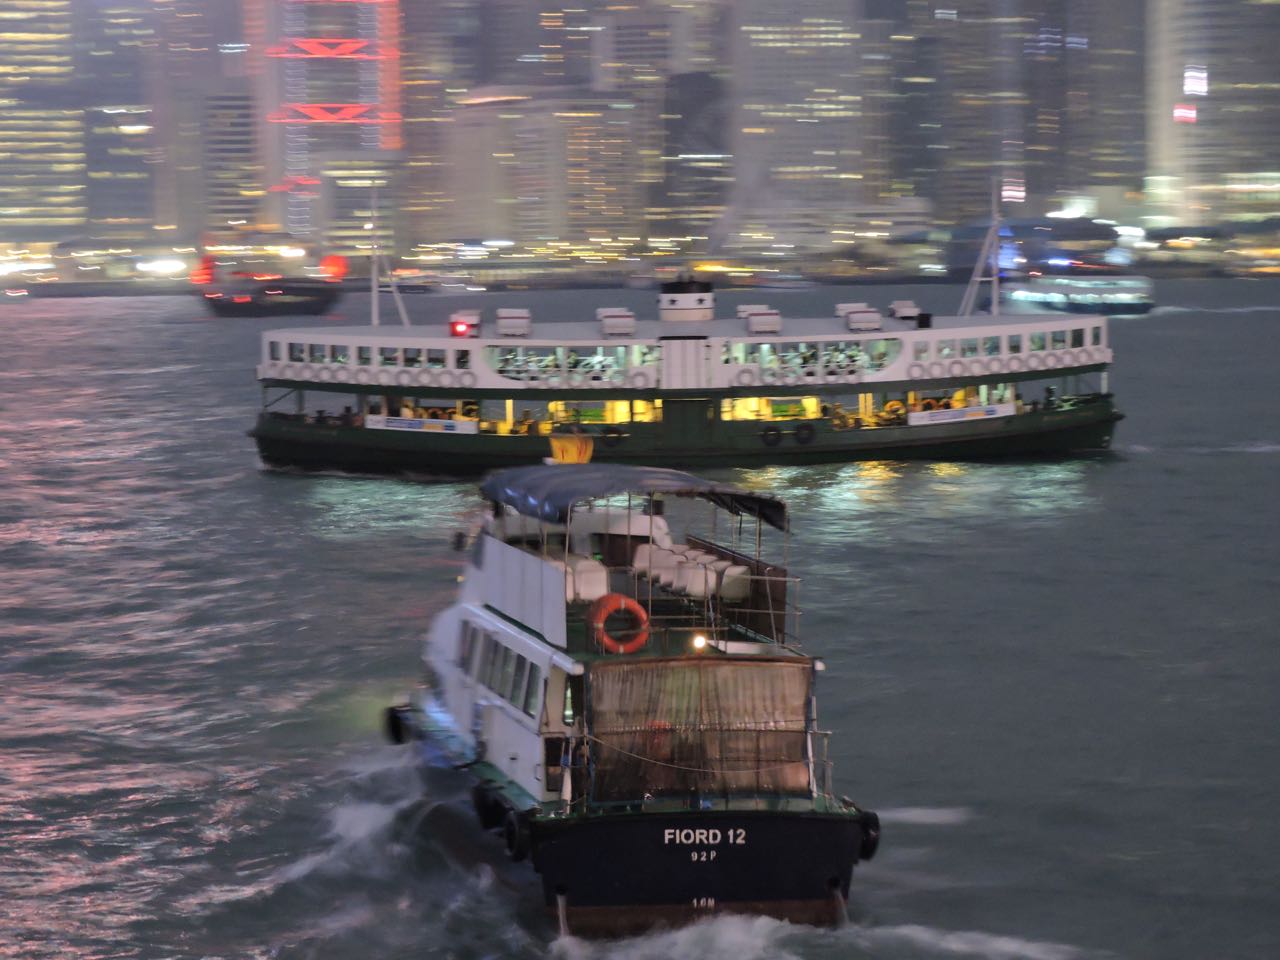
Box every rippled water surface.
[2,281,1279,959]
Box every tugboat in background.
[191,234,347,317]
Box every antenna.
[369,182,411,327]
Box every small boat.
[191,243,347,317]
[384,462,880,935]
[998,269,1155,317]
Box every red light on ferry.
[320,254,348,279]
[190,255,216,285]
[452,321,470,336]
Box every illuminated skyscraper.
[1147,0,1280,224]
[0,0,85,239]
[203,85,263,231]
[721,4,865,248]
[259,0,403,239]
[650,71,730,242]
[447,87,641,244]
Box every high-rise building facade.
[721,3,865,248]
[0,0,86,240]
[258,0,402,239]
[1147,0,1280,225]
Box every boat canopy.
[479,464,788,531]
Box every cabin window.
[1091,326,1102,346]
[1007,334,1022,353]
[379,347,399,366]
[403,348,422,367]
[288,342,305,362]
[426,349,446,369]
[329,344,349,364]
[562,675,582,725]
[477,632,497,682]
[458,622,475,671]
[912,342,929,362]
[495,645,515,695]
[357,346,372,366]
[309,344,326,363]
[1051,330,1068,350]
[1070,328,1085,348]
[510,655,528,703]
[269,341,281,361]
[936,340,956,359]
[522,664,541,717]
[1029,332,1047,352]
[456,350,471,370]
[960,338,979,358]
[983,336,1000,356]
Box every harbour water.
[2,281,1278,959]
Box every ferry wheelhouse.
[384,463,880,934]
[250,279,1122,474]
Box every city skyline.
[0,0,1278,265]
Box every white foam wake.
[855,923,1086,960]
[877,806,975,826]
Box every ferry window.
[1070,328,1085,348]
[499,646,517,696]
[1051,330,1067,350]
[866,339,901,370]
[509,655,528,703]
[1091,326,1102,346]
[357,346,372,366]
[309,344,326,363]
[523,664,541,717]
[456,350,471,370]
[1029,332,1047,351]
[269,341,281,361]
[379,347,399,366]
[330,344,349,364]
[427,349,446,368]
[486,641,507,690]
[458,622,475,670]
[983,336,1000,356]
[960,338,979,358]
[477,633,496,682]
[403,348,421,367]
[562,675,581,725]
[1007,334,1022,353]
[912,341,929,362]
[936,340,955,359]
[288,342,305,362]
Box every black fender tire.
[794,422,816,445]
[504,809,531,861]
[760,425,782,447]
[471,783,503,830]
[858,810,881,861]
[601,425,625,447]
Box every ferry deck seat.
[888,300,920,320]
[718,565,752,603]
[496,308,532,336]
[598,308,636,336]
[565,554,609,602]
[746,310,782,334]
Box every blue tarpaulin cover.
[478,464,788,531]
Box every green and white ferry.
[250,276,1123,474]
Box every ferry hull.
[251,402,1122,476]
[530,810,866,935]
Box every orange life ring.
[588,593,649,655]
[884,400,906,416]
[920,398,938,411]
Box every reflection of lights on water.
[927,462,968,479]
[303,477,478,539]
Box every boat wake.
[549,914,1098,960]
[1118,441,1280,456]
[876,806,974,826]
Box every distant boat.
[191,246,347,318]
[998,269,1155,317]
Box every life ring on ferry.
[938,399,953,410]
[919,398,938,411]
[567,370,588,387]
[437,370,457,389]
[627,370,650,389]
[376,369,395,386]
[414,369,434,388]
[334,366,351,384]
[928,361,946,380]
[794,422,816,445]
[907,362,927,380]
[969,359,988,376]
[354,368,373,386]
[735,368,757,387]
[1044,351,1063,370]
[781,369,801,386]
[588,593,649,655]
[317,366,334,382]
[987,357,1006,375]
[1025,353,1044,371]
[761,425,783,447]
[1007,355,1026,373]
[948,360,967,378]
[457,370,478,389]
[395,369,415,387]
[883,400,906,417]
[1074,348,1093,367]
[425,407,447,421]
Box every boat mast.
[958,181,1002,318]
[368,185,411,327]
